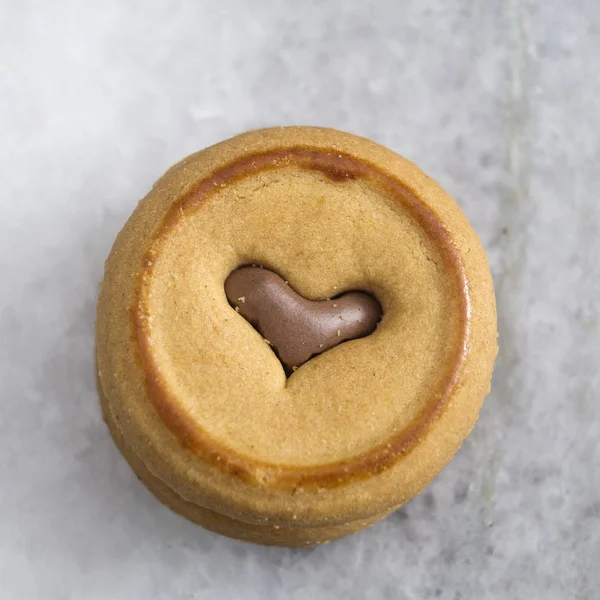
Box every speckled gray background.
[1,1,598,599]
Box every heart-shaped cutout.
[225,266,382,375]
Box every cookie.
[96,126,497,547]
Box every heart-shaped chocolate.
[225,266,382,374]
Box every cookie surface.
[96,126,497,545]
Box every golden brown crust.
[134,148,471,490]
[99,378,387,547]
[96,126,497,541]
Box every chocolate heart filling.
[225,266,382,375]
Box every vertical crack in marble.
[491,0,533,423]
[474,0,533,553]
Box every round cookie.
[96,126,497,546]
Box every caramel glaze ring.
[96,127,497,547]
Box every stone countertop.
[1,1,598,599]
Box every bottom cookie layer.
[99,382,390,547]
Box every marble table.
[1,1,598,598]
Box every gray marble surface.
[1,1,598,598]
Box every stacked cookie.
[96,127,497,546]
